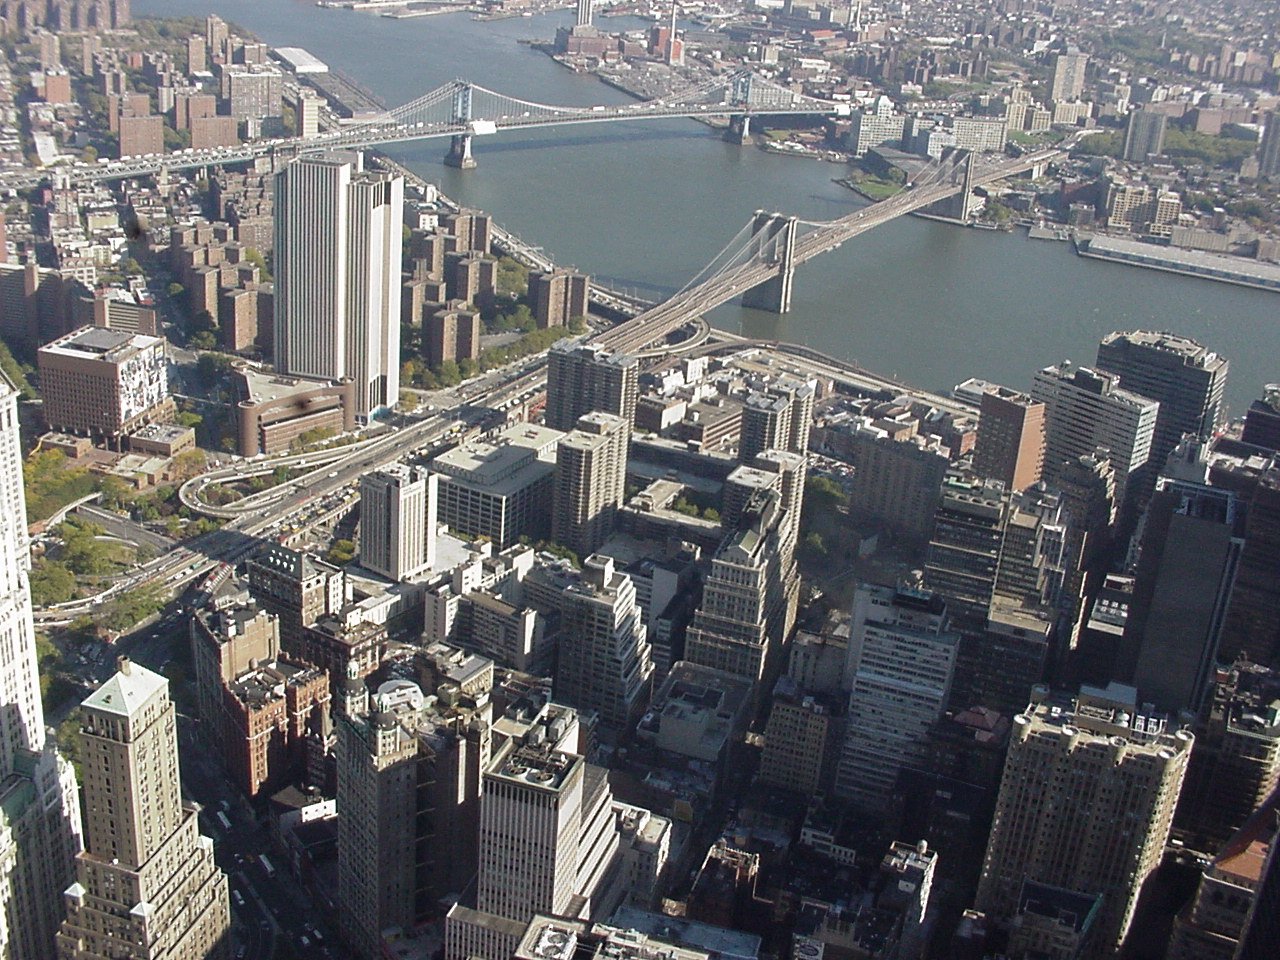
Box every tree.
[437,359,461,386]
[243,247,272,281]
[29,559,77,605]
[196,352,235,385]
[171,449,208,481]
[167,281,185,299]
[399,390,419,413]
[327,539,356,564]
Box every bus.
[258,854,276,879]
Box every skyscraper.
[1258,111,1280,180]
[1030,361,1158,520]
[545,341,637,432]
[555,554,654,730]
[57,658,230,960]
[359,465,437,580]
[337,673,492,960]
[445,705,624,960]
[977,684,1193,956]
[1049,51,1088,103]
[1095,330,1228,497]
[1124,476,1243,715]
[552,412,629,559]
[685,459,803,689]
[274,152,403,418]
[835,583,959,810]
[972,386,1045,493]
[576,0,593,28]
[1122,109,1167,163]
[0,371,83,960]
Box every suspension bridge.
[592,145,1064,356]
[0,71,847,191]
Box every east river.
[138,0,1277,412]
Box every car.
[300,936,311,947]
[231,889,245,907]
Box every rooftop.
[83,659,167,718]
[40,325,164,362]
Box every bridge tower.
[726,73,755,145]
[444,82,478,170]
[741,210,798,313]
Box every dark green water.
[138,0,1278,412]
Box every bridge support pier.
[726,113,752,144]
[742,211,798,313]
[444,134,477,169]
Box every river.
[136,0,1277,413]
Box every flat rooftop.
[236,365,344,405]
[432,423,561,494]
[273,46,329,73]
[40,326,163,362]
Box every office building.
[360,465,437,581]
[1241,384,1280,451]
[576,0,593,28]
[685,474,801,688]
[923,476,1065,714]
[1220,468,1280,666]
[835,583,959,810]
[1122,109,1167,163]
[845,421,950,539]
[432,423,562,547]
[1124,477,1243,714]
[338,674,492,960]
[976,683,1193,956]
[1176,662,1280,849]
[552,412,629,559]
[545,341,638,432]
[555,554,654,730]
[973,386,1045,492]
[1030,361,1158,519]
[1095,330,1228,494]
[530,270,590,329]
[445,707,625,960]
[38,326,172,445]
[513,916,709,960]
[1050,51,1088,103]
[274,153,403,418]
[57,659,230,960]
[758,676,840,796]
[0,372,82,960]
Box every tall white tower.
[0,372,83,960]
[274,152,403,418]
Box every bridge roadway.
[0,101,841,192]
[595,147,1062,356]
